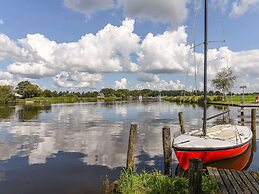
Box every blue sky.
[0,0,259,92]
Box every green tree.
[41,89,53,97]
[116,89,130,99]
[16,81,42,98]
[51,91,58,97]
[141,89,152,97]
[129,90,141,97]
[0,85,15,104]
[100,88,116,97]
[208,90,214,96]
[212,67,236,94]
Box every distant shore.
[163,94,259,106]
[1,94,259,107]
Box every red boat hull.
[174,142,250,170]
[206,144,252,171]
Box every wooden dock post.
[240,107,244,126]
[101,178,118,194]
[178,112,185,134]
[126,123,138,171]
[251,109,257,152]
[101,176,110,194]
[162,126,172,176]
[189,158,202,194]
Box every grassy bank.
[113,171,217,194]
[11,94,259,106]
[163,95,258,105]
[163,96,215,104]
[16,96,120,104]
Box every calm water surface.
[0,101,258,194]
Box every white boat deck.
[173,125,252,150]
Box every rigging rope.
[218,4,234,120]
[190,0,203,128]
[192,0,201,94]
[180,0,201,104]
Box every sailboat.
[172,0,252,170]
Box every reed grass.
[115,170,217,194]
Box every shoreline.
[208,102,259,107]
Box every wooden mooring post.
[102,123,138,193]
[162,126,172,176]
[251,109,257,152]
[101,176,110,194]
[178,112,186,134]
[240,107,244,126]
[238,107,259,124]
[126,123,138,171]
[189,158,202,194]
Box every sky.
[0,0,259,92]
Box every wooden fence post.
[126,123,138,171]
[162,126,172,176]
[189,158,202,194]
[251,109,257,152]
[178,112,186,134]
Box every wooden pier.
[208,102,259,107]
[207,166,259,194]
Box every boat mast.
[203,0,208,136]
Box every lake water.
[0,101,258,194]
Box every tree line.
[0,80,226,104]
[1,66,257,104]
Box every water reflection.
[0,101,258,193]
[0,106,15,120]
[0,152,122,194]
[17,105,51,121]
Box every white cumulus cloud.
[0,34,27,61]
[64,0,190,25]
[18,33,57,63]
[137,73,160,82]
[2,19,139,78]
[200,47,259,92]
[53,18,140,73]
[53,71,102,89]
[138,26,194,74]
[0,71,23,86]
[231,0,259,17]
[1,33,57,79]
[136,79,185,90]
[120,0,189,25]
[115,78,128,89]
[205,47,259,78]
[64,0,115,18]
[1,19,139,87]
[229,49,259,76]
[7,62,55,79]
[1,18,259,91]
[212,0,229,13]
[0,71,14,86]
